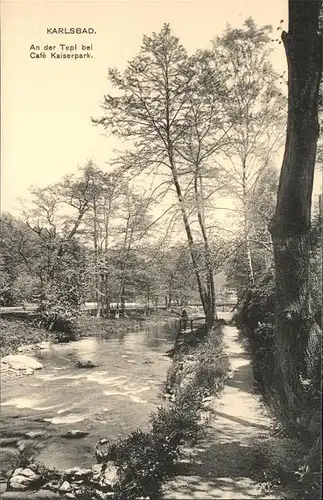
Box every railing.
[179,316,206,333]
[0,302,237,317]
[216,302,237,312]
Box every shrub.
[251,321,276,394]
[194,329,229,392]
[34,283,80,339]
[151,386,203,446]
[10,273,39,305]
[195,360,228,390]
[11,446,34,469]
[99,389,204,500]
[35,301,78,339]
[0,268,14,306]
[234,275,276,396]
[105,429,175,500]
[74,485,106,500]
[235,273,275,332]
[237,272,322,499]
[0,318,53,356]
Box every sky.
[0,0,294,215]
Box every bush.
[34,281,81,338]
[74,487,102,500]
[0,268,14,306]
[235,273,275,332]
[234,275,276,396]
[35,301,78,339]
[251,321,276,394]
[11,446,35,469]
[151,386,203,446]
[0,318,53,356]
[194,328,229,392]
[105,429,176,499]
[99,388,204,500]
[11,273,39,305]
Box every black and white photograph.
[0,0,322,499]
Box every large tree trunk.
[269,0,322,419]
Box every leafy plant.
[10,446,34,469]
[34,276,82,337]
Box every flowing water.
[0,320,178,476]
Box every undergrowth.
[0,318,54,356]
[235,275,322,500]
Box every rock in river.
[91,462,118,491]
[63,467,91,480]
[24,431,45,439]
[59,481,72,492]
[95,438,109,463]
[8,467,41,491]
[75,359,99,368]
[61,430,89,439]
[1,355,43,371]
[36,341,51,350]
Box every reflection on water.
[0,320,178,471]
[2,397,62,412]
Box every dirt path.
[163,323,282,499]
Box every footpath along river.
[0,320,178,479]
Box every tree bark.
[120,283,126,317]
[171,168,211,324]
[194,172,217,328]
[242,159,255,286]
[269,0,322,419]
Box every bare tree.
[214,19,285,286]
[93,24,233,328]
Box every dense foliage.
[236,209,322,499]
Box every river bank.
[0,311,179,381]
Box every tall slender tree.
[214,19,285,286]
[93,24,229,328]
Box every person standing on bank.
[181,308,188,331]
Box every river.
[0,320,178,478]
